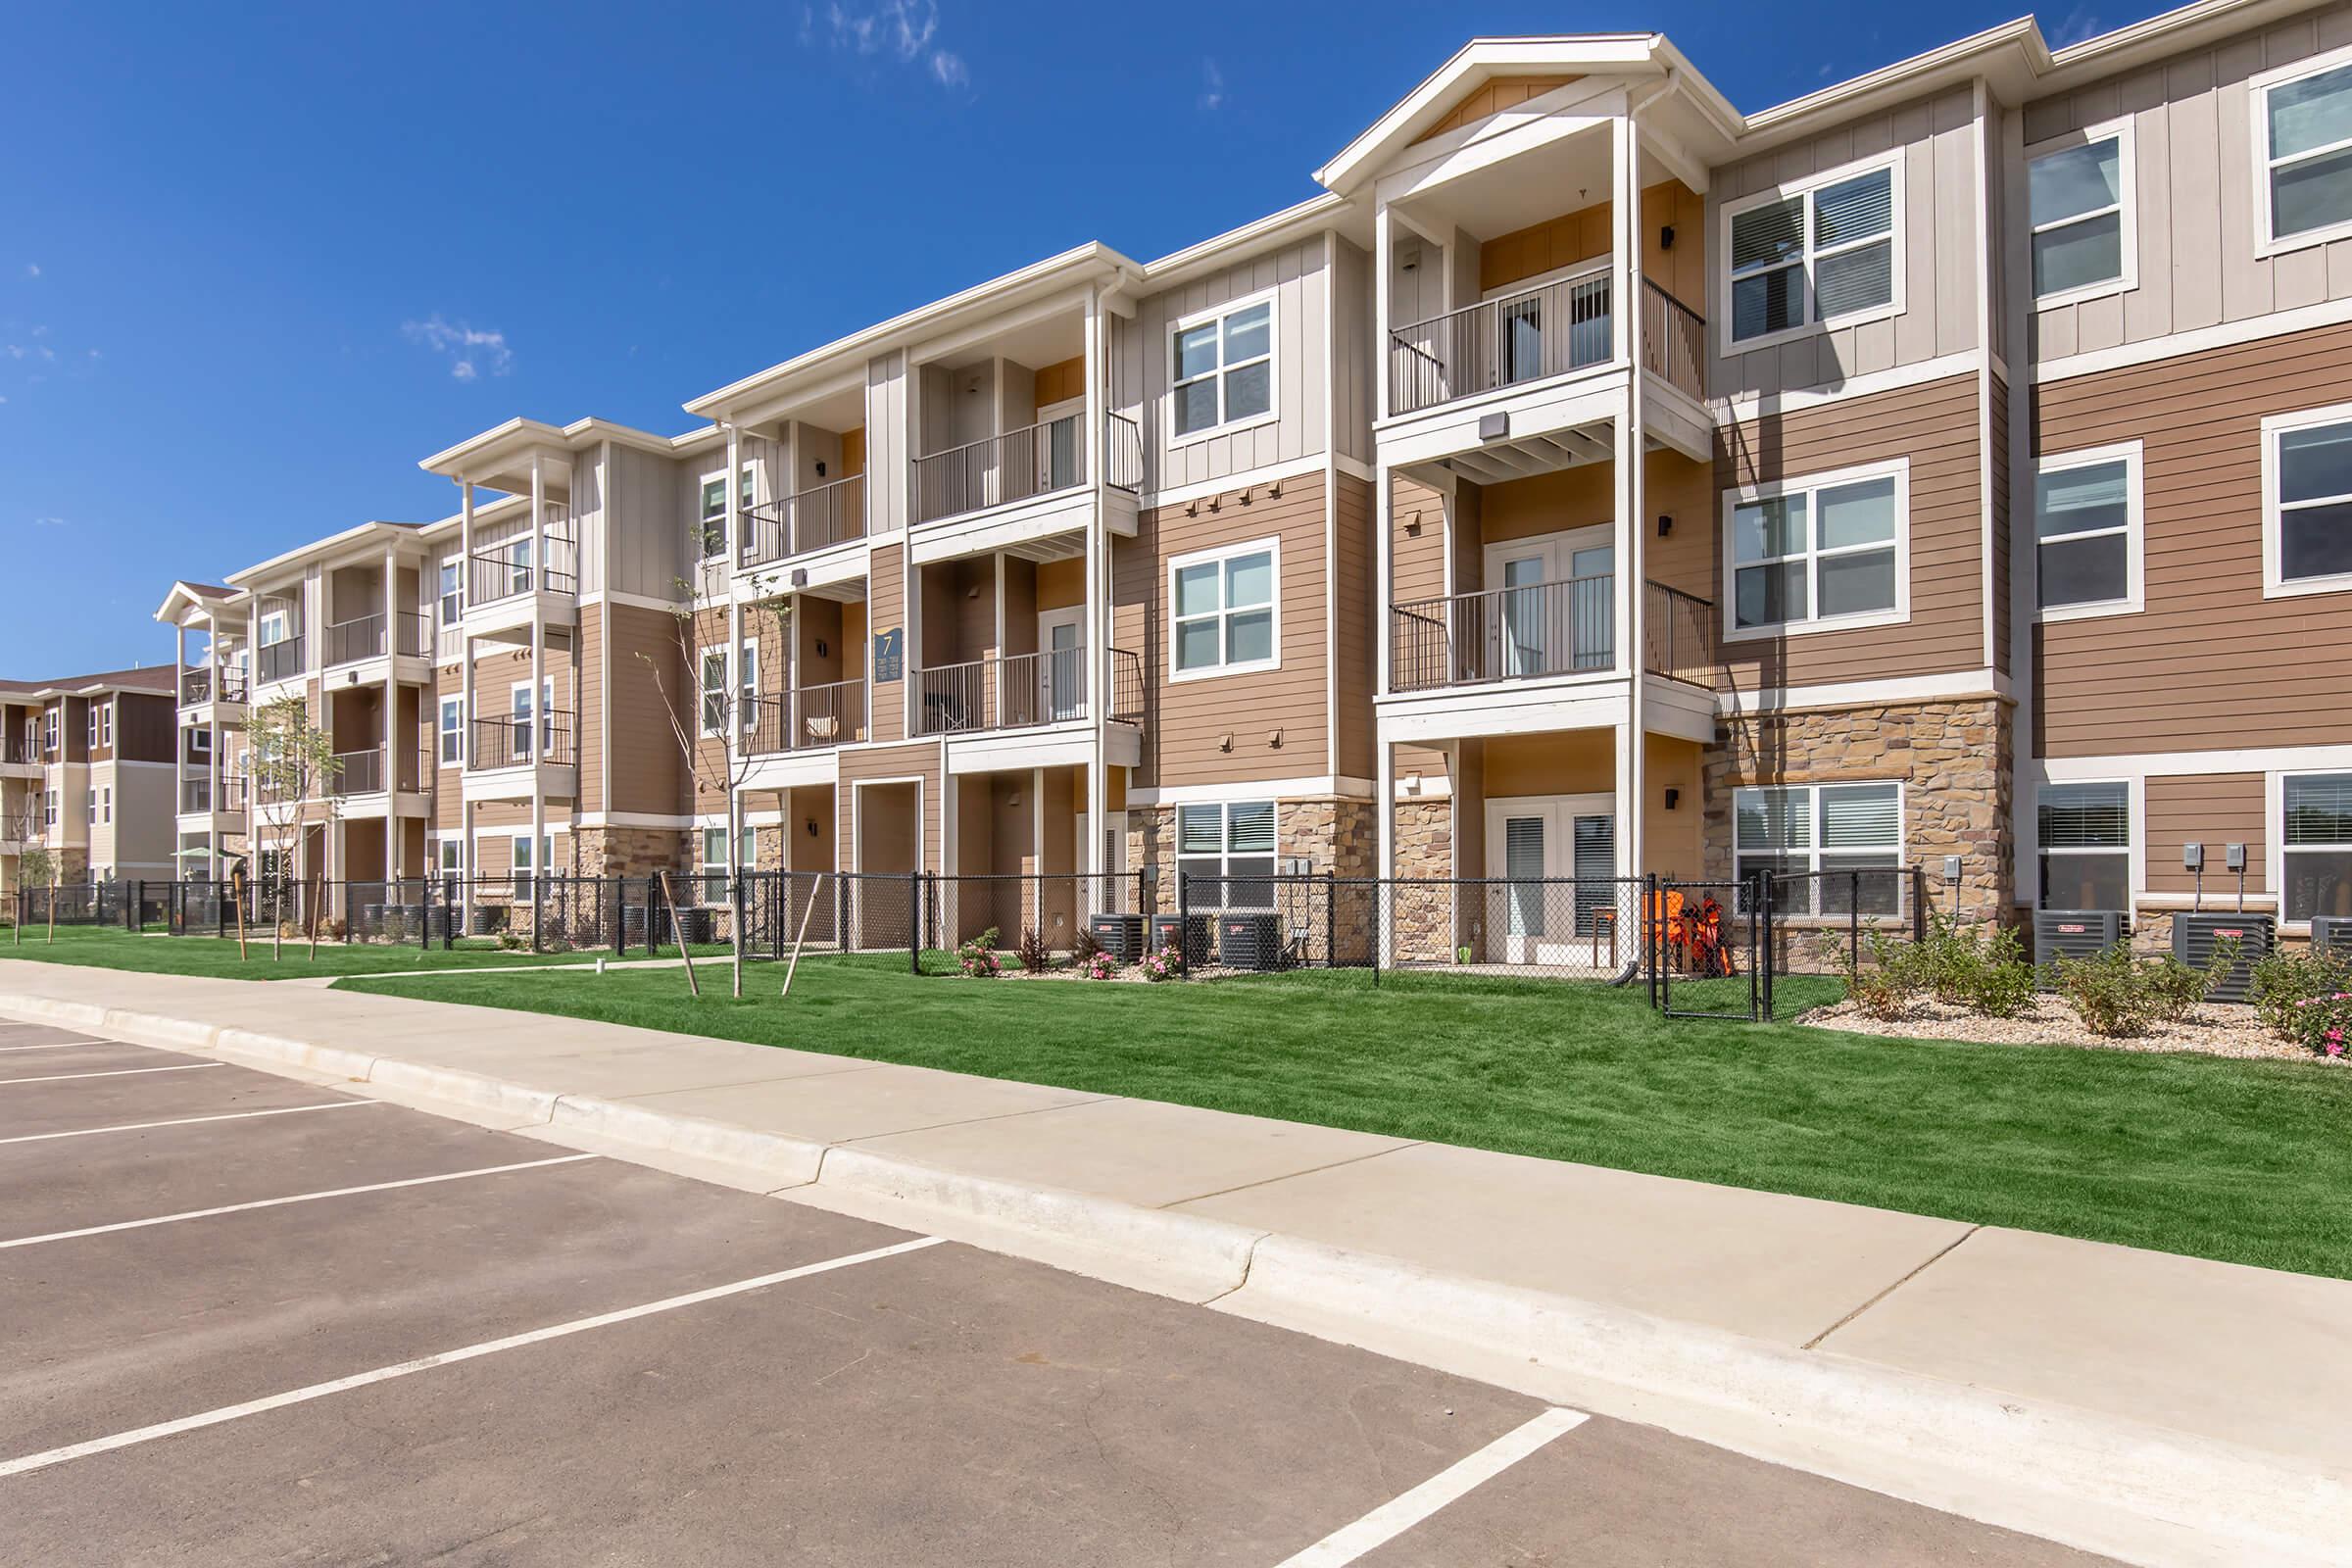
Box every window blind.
[2038,782,2129,848]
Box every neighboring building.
[145,2,2352,952]
[0,664,179,896]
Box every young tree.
[246,695,341,961]
[9,787,55,946]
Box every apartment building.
[145,0,2352,953]
[0,664,178,897]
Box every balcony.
[256,637,305,687]
[468,712,576,772]
[179,775,249,816]
[912,648,1143,737]
[1,736,34,772]
[742,678,867,756]
[467,538,578,608]
[740,474,866,570]
[1389,578,1716,693]
[1389,271,1612,417]
[910,414,1142,532]
[181,666,250,709]
[1639,280,1706,404]
[326,748,427,800]
[323,611,429,667]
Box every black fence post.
[1849,870,1862,980]
[1643,873,1658,1009]
[1912,865,1929,944]
[1324,870,1336,972]
[838,872,851,956]
[419,875,433,953]
[908,870,922,975]
[1175,864,1190,980]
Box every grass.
[332,955,2352,1280]
[0,923,722,980]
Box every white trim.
[1126,774,1374,808]
[2032,292,2352,383]
[1168,286,1281,449]
[1712,350,1980,424]
[2032,439,2145,623]
[1732,779,1907,886]
[1720,456,1911,642]
[1718,667,2005,716]
[2260,401,2352,600]
[1719,148,1906,352]
[1166,535,1282,683]
[2028,775,2140,914]
[572,810,697,829]
[2025,116,2138,309]
[2250,42,2352,260]
[2278,764,2352,929]
[2038,743,2352,780]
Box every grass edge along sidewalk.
[0,924,730,980]
[336,956,2352,1282]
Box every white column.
[1373,205,1393,423]
[1612,112,1648,880]
[1082,287,1106,880]
[528,456,547,901]
[459,480,477,906]
[172,623,186,833]
[723,423,744,891]
[384,545,399,882]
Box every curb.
[8,988,2347,1567]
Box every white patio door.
[1486,794,1616,966]
[1036,395,1084,495]
[1485,526,1613,680]
[1039,607,1085,723]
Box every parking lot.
[0,1015,2114,1566]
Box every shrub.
[2049,944,2160,1037]
[956,926,1003,979]
[1071,925,1105,966]
[2144,935,2241,1025]
[1823,927,1926,1021]
[1015,926,1054,973]
[498,930,528,952]
[2282,992,2352,1057]
[1084,949,1118,981]
[1139,941,1185,983]
[2249,946,2352,1037]
[1907,912,2038,1019]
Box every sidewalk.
[3,958,2344,1568]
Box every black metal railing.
[1,735,32,765]
[912,414,1087,524]
[257,637,305,685]
[739,473,867,569]
[913,646,1127,735]
[1105,413,1143,492]
[1643,581,1717,687]
[1105,648,1144,725]
[742,677,867,756]
[1390,574,1615,691]
[468,711,576,770]
[327,748,381,796]
[467,535,578,606]
[180,668,211,706]
[322,612,425,664]
[1389,271,1613,416]
[1641,279,1706,402]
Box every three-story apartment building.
[0,665,178,897]
[143,1,2352,954]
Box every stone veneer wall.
[573,826,686,879]
[1701,698,2015,923]
[1389,799,1456,961]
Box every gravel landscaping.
[1803,994,2335,1063]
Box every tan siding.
[866,539,906,743]
[838,739,940,872]
[2034,325,2352,755]
[1716,373,1984,689]
[1409,74,1581,144]
[1478,181,1704,310]
[578,607,606,813]
[607,604,688,815]
[1390,471,1447,605]
[1332,472,1377,782]
[2143,773,2269,897]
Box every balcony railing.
[1391,575,1616,691]
[741,678,867,756]
[1643,581,1718,688]
[1640,280,1706,402]
[328,749,381,797]
[323,611,430,666]
[1389,270,1613,416]
[180,776,213,813]
[467,535,578,607]
[469,712,576,771]
[913,414,1087,524]
[739,473,866,570]
[2,736,32,765]
[911,647,1141,736]
[256,637,305,685]
[181,666,249,707]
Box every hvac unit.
[1216,911,1288,971]
[2172,913,2273,1003]
[468,905,511,937]
[2033,910,2125,990]
[2313,915,2352,955]
[1088,912,1144,961]
[1149,913,1213,966]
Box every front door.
[1486,794,1617,968]
[1485,527,1614,680]
[1038,607,1085,723]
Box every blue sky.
[1,0,2148,675]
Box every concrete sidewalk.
[2,960,2343,1568]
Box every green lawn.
[334,956,2352,1280]
[0,924,678,980]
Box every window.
[2256,50,2352,250]
[86,788,97,825]
[437,839,463,878]
[1171,296,1274,440]
[700,649,728,734]
[507,678,553,760]
[439,698,463,765]
[1725,157,1898,345]
[99,701,112,748]
[1735,783,1903,914]
[43,789,56,827]
[512,833,535,900]
[699,466,754,560]
[86,705,98,748]
[42,710,56,754]
[1725,462,1905,636]
[259,606,290,647]
[739,638,760,736]
[101,787,112,825]
[2040,782,2130,910]
[2034,443,2142,618]
[1169,540,1278,677]
[2283,772,2352,923]
[1176,800,1276,909]
[2263,405,2352,596]
[438,561,461,626]
[2028,126,2132,303]
[502,534,536,596]
[189,728,212,761]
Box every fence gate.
[1647,873,1770,1022]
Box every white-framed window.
[1735,783,1904,915]
[738,638,760,736]
[438,698,463,765]
[1169,538,1279,679]
[2282,771,2352,924]
[1175,800,1276,909]
[1171,293,1276,443]
[512,833,535,899]
[2034,441,2143,620]
[2260,403,2352,597]
[437,838,462,878]
[437,560,462,625]
[2039,781,2131,911]
[86,705,98,748]
[1722,153,1901,347]
[2253,45,2352,255]
[699,465,755,559]
[42,710,57,754]
[99,700,112,748]
[86,787,97,825]
[501,533,536,596]
[43,788,57,826]
[1723,460,1907,638]
[2028,121,2134,306]
[507,677,553,760]
[258,605,290,647]
[700,648,728,735]
[101,787,111,825]
[189,727,213,761]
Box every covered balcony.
[180,665,250,710]
[911,647,1143,737]
[1391,577,1715,692]
[741,677,869,756]
[463,503,578,643]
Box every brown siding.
[867,539,906,743]
[578,606,606,813]
[2034,324,2352,756]
[1477,181,1704,311]
[838,739,940,871]
[1124,471,1329,789]
[116,693,175,764]
[1332,471,1376,782]
[1989,374,2011,677]
[2143,773,2268,898]
[608,604,688,815]
[1390,470,1447,605]
[1410,74,1581,144]
[1716,373,1984,689]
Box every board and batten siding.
[2033,322,2352,757]
[864,537,907,744]
[1117,471,1330,790]
[1715,372,1985,689]
[1709,85,1982,401]
[1125,235,1330,492]
[2027,4,2352,361]
[1331,237,1376,466]
[609,446,692,602]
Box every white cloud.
[815,1,967,89]
[2051,6,2103,46]
[1200,58,1224,112]
[23,263,37,279]
[403,315,514,381]
[5,346,21,360]
[930,50,967,87]
[32,515,67,528]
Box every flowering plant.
[2285,991,2352,1058]
[1085,950,1119,981]
[1139,940,1185,983]
[956,926,1003,979]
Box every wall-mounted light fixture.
[806,819,819,838]
[1659,224,1676,251]
[814,460,827,478]
[1657,514,1674,537]
[1664,787,1680,810]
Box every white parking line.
[0,1152,601,1250]
[1271,1407,1590,1567]
[0,1100,377,1147]
[0,1041,116,1054]
[0,1235,945,1480]
[0,1062,223,1087]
